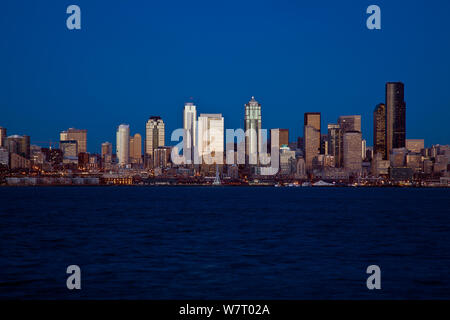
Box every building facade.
[386,82,406,158]
[245,96,262,165]
[145,116,165,157]
[60,128,87,153]
[116,124,130,167]
[373,103,387,160]
[183,102,197,164]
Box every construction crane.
[32,140,59,150]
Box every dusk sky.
[1,0,450,152]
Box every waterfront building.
[116,124,130,167]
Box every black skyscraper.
[385,82,406,159]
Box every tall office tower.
[343,131,362,175]
[321,134,329,155]
[60,140,78,164]
[101,142,112,159]
[386,82,406,159]
[337,115,362,167]
[145,116,165,156]
[183,102,197,164]
[129,133,142,164]
[304,112,321,171]
[338,115,361,133]
[270,129,289,148]
[198,113,224,164]
[245,96,262,164]
[60,128,87,153]
[327,124,341,164]
[361,139,367,160]
[6,135,30,159]
[0,127,6,147]
[373,103,387,160]
[405,139,424,153]
[116,124,130,167]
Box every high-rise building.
[7,135,30,159]
[116,124,130,167]
[198,113,224,164]
[343,131,362,175]
[337,115,362,167]
[129,133,142,164]
[327,124,340,164]
[145,116,165,156]
[270,129,289,148]
[245,96,262,165]
[338,115,361,133]
[60,140,78,164]
[0,127,6,148]
[153,146,172,168]
[60,128,87,153]
[373,103,387,159]
[183,102,197,164]
[406,139,424,154]
[304,113,321,171]
[386,82,406,158]
[101,142,112,159]
[361,139,367,160]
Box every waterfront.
[1,187,449,299]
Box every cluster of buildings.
[1,82,449,186]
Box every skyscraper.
[270,129,289,148]
[373,103,387,159]
[7,135,30,159]
[343,131,362,175]
[198,113,224,164]
[116,124,130,167]
[245,96,262,165]
[386,82,406,159]
[145,116,165,157]
[338,115,362,167]
[327,123,341,164]
[338,115,361,133]
[101,142,112,159]
[129,133,142,164]
[60,128,87,153]
[183,102,197,164]
[0,127,6,148]
[304,112,321,171]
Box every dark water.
[0,186,449,299]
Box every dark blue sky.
[1,0,449,152]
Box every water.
[0,186,449,299]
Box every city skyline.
[0,86,447,158]
[2,1,450,151]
